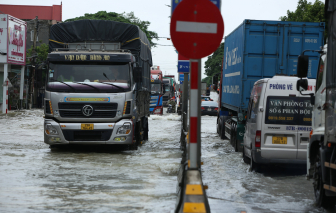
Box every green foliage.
[26,43,49,65]
[65,11,158,47]
[203,42,224,85]
[280,0,324,22]
[280,0,326,39]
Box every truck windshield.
[151,83,161,94]
[265,96,313,126]
[47,63,131,92]
[165,84,170,92]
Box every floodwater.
[0,92,333,213]
[0,109,182,213]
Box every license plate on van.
[272,136,287,144]
[81,124,94,130]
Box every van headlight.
[45,124,58,135]
[116,122,132,135]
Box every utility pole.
[29,16,38,109]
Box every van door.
[261,96,299,159]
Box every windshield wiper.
[73,82,101,92]
[50,79,76,92]
[102,73,126,91]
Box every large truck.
[150,66,164,114]
[43,20,152,149]
[162,76,175,106]
[215,19,324,152]
[296,0,336,208]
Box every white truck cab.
[243,76,316,171]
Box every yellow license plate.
[81,124,94,130]
[272,136,287,144]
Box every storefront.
[0,14,26,113]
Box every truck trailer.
[43,20,152,149]
[215,19,324,152]
[163,76,175,106]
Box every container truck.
[215,19,324,152]
[150,66,164,115]
[43,20,152,149]
[296,0,336,208]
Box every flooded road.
[0,110,181,213]
[0,92,333,212]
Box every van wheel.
[250,155,259,172]
[313,151,336,208]
[242,148,250,164]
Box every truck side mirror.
[296,79,308,91]
[133,67,142,83]
[162,84,166,92]
[310,94,315,105]
[297,55,309,78]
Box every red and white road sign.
[170,0,224,59]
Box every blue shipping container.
[221,19,324,112]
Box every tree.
[26,43,49,66]
[280,0,326,38]
[65,11,158,47]
[203,43,224,85]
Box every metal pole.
[182,73,188,132]
[188,59,201,169]
[29,16,38,110]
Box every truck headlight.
[45,124,58,135]
[116,122,132,135]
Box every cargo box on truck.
[215,19,324,152]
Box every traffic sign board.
[170,0,224,59]
[171,0,221,14]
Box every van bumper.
[252,149,306,164]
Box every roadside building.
[0,4,62,110]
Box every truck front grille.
[58,103,118,118]
[62,130,112,141]
[163,96,169,102]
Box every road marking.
[176,21,217,34]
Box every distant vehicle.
[150,66,164,115]
[201,82,207,96]
[243,76,316,171]
[163,77,175,106]
[214,19,324,152]
[201,96,213,101]
[201,101,218,116]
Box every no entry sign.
[170,0,224,59]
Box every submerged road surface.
[0,110,181,213]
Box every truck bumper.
[44,119,134,145]
[252,149,306,165]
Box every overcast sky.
[6,0,316,81]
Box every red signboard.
[170,0,224,59]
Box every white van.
[243,76,316,171]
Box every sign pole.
[188,59,201,169]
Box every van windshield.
[265,96,313,126]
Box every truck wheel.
[313,151,335,208]
[242,148,250,164]
[220,117,226,140]
[144,119,149,141]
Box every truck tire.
[220,117,226,140]
[313,150,336,208]
[143,118,149,141]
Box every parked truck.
[150,66,164,115]
[215,19,324,152]
[296,0,336,208]
[43,20,152,149]
[163,76,175,106]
